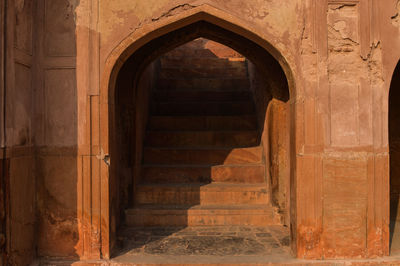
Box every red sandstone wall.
[248,62,290,225]
[1,0,400,262]
[37,0,400,261]
[390,64,400,220]
[3,0,36,264]
[90,0,400,259]
[384,1,400,225]
[161,38,244,66]
[109,62,156,254]
[134,64,157,187]
[0,0,5,261]
[34,0,79,260]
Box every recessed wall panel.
[44,0,77,57]
[44,68,77,146]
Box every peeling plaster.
[242,0,271,20]
[332,21,358,43]
[392,0,400,27]
[128,4,198,40]
[66,0,79,21]
[151,4,196,22]
[101,2,198,45]
[329,3,357,11]
[368,42,385,86]
[14,0,24,13]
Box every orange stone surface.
[1,0,400,265]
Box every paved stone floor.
[390,219,400,255]
[112,225,293,263]
[116,225,290,256]
[42,224,400,265]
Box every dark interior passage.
[111,34,291,258]
[124,38,280,228]
[390,61,400,255]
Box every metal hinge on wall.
[96,149,110,166]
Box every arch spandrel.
[100,5,298,106]
[95,4,302,259]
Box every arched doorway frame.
[89,4,304,260]
[389,59,400,254]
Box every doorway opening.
[390,61,400,255]
[108,21,292,262]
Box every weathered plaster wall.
[110,62,156,254]
[25,0,400,261]
[390,63,400,221]
[248,61,290,225]
[97,0,299,259]
[98,0,301,75]
[389,0,400,224]
[385,2,400,227]
[1,0,399,262]
[34,0,79,259]
[83,0,400,260]
[3,0,36,264]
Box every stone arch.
[389,60,400,253]
[98,4,299,258]
[101,5,296,104]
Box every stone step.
[143,147,262,165]
[142,164,265,184]
[152,90,252,102]
[148,115,258,131]
[157,78,249,91]
[125,204,281,227]
[144,130,259,148]
[164,47,243,59]
[160,57,246,69]
[158,67,247,79]
[135,183,270,205]
[151,101,255,116]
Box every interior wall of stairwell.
[155,38,247,92]
[110,62,157,246]
[151,38,290,222]
[390,62,400,254]
[248,61,290,226]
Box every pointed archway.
[389,61,400,255]
[94,5,303,259]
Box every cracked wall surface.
[2,0,400,263]
[73,0,400,260]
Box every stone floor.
[115,225,291,256]
[41,224,400,265]
[390,219,400,255]
[112,225,292,263]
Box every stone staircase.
[125,39,281,228]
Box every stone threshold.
[39,225,400,265]
[40,256,400,266]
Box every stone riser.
[135,184,270,205]
[144,130,259,148]
[151,101,255,116]
[126,205,281,227]
[143,147,262,165]
[159,67,247,79]
[160,57,246,69]
[164,48,243,59]
[153,90,251,102]
[157,78,249,91]
[142,164,265,184]
[148,115,258,131]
